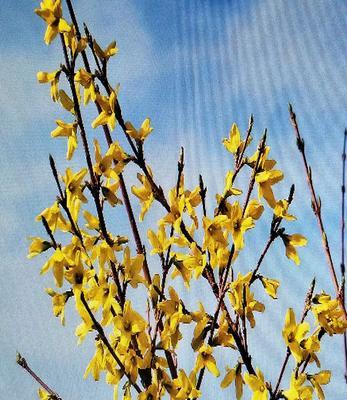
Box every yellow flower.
[222,170,243,198]
[41,248,73,287]
[51,120,78,160]
[224,201,254,250]
[36,201,68,233]
[202,215,228,251]
[35,0,71,45]
[307,370,331,400]
[93,39,118,59]
[175,242,206,279]
[27,237,52,258]
[283,373,313,400]
[92,90,118,131]
[255,169,283,208]
[147,224,172,255]
[248,146,283,208]
[37,388,52,400]
[171,254,194,288]
[281,233,307,265]
[63,25,87,56]
[229,272,265,328]
[84,340,106,381]
[74,68,96,105]
[125,118,153,141]
[132,171,154,221]
[160,188,185,232]
[62,167,88,209]
[245,199,264,220]
[93,139,116,179]
[311,292,347,335]
[223,123,249,156]
[45,288,71,325]
[83,210,99,230]
[58,89,75,114]
[221,363,243,399]
[260,276,280,299]
[122,246,145,288]
[274,199,296,221]
[101,178,122,207]
[282,308,310,363]
[172,369,201,399]
[244,368,268,400]
[158,287,191,349]
[194,344,220,377]
[113,300,147,348]
[37,69,60,101]
[184,185,202,228]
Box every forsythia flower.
[45,288,71,325]
[58,89,75,114]
[41,248,73,287]
[125,118,153,141]
[229,272,265,328]
[260,276,280,299]
[202,215,228,251]
[74,68,96,105]
[148,224,172,254]
[220,363,243,399]
[132,171,154,221]
[244,368,268,400]
[171,369,201,399]
[27,237,52,258]
[307,370,331,400]
[249,146,283,208]
[37,69,60,101]
[245,199,264,220]
[36,201,68,232]
[35,0,71,45]
[51,120,78,160]
[281,233,308,265]
[311,292,347,335]
[224,201,254,250]
[113,301,147,348]
[92,90,118,131]
[194,344,220,377]
[223,122,249,156]
[283,373,313,400]
[282,308,310,363]
[62,167,88,209]
[274,199,296,221]
[93,39,118,60]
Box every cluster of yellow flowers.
[29,1,347,399]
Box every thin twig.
[289,104,343,306]
[16,353,62,400]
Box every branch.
[16,352,62,400]
[289,104,343,307]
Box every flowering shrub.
[19,1,347,399]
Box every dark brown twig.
[16,353,62,400]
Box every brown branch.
[16,352,62,400]
[289,104,342,302]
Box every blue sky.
[1,0,347,399]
